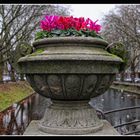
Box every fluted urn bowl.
[18,37,123,135]
[18,37,122,100]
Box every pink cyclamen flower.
[40,15,59,31]
[40,15,101,33]
[85,18,101,33]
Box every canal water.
[90,89,140,135]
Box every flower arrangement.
[35,15,103,40]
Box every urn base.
[38,100,103,135]
[24,120,119,135]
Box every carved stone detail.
[82,75,97,98]
[90,75,115,98]
[38,100,103,135]
[65,75,81,99]
[26,74,115,100]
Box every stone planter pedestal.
[17,37,123,135]
[23,120,119,135]
[38,100,103,135]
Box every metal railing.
[96,106,140,135]
[0,93,36,135]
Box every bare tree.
[0,4,71,81]
[101,5,140,82]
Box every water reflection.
[90,88,140,134]
[2,88,140,135]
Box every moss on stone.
[30,49,45,56]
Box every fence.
[0,93,36,135]
[96,106,140,135]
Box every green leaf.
[81,30,90,37]
[35,29,104,39]
[35,31,49,40]
[65,30,71,36]
[89,30,97,37]
[51,30,62,35]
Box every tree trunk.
[20,74,25,81]
[0,55,4,82]
[10,66,16,82]
[120,71,125,82]
[130,64,135,83]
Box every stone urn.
[17,37,123,135]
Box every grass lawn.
[0,81,34,112]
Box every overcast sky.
[58,4,124,24]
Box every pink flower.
[40,15,59,31]
[40,15,101,33]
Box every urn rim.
[33,37,109,48]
